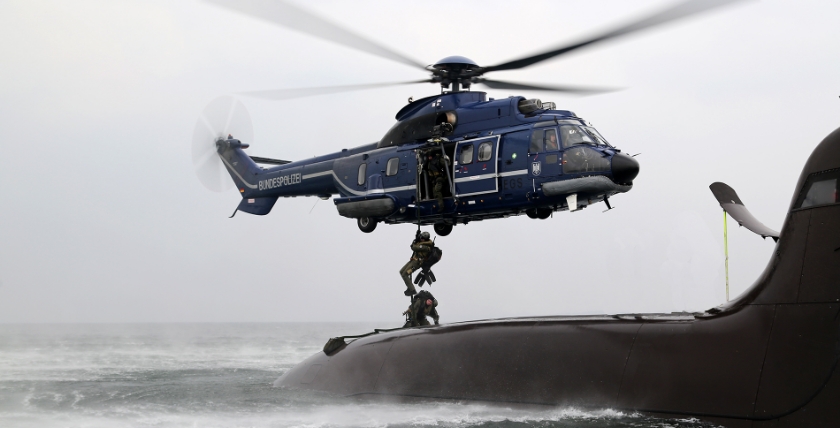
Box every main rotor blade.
[477,78,618,95]
[483,0,744,73]
[205,0,427,71]
[240,79,432,100]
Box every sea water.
[0,323,721,428]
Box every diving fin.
[710,182,780,242]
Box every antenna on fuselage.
[602,197,615,213]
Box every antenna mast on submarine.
[723,209,729,302]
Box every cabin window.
[386,157,399,176]
[560,125,595,148]
[477,142,493,162]
[795,169,840,209]
[357,163,367,185]
[460,144,474,165]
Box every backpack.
[420,246,443,271]
[414,246,442,288]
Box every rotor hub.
[433,55,478,69]
[431,56,480,92]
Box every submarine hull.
[278,126,840,427]
[276,301,840,426]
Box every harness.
[410,241,433,261]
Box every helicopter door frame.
[453,135,501,197]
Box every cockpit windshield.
[559,125,592,148]
[582,126,612,147]
[560,125,612,148]
[794,169,840,209]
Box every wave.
[0,323,723,428]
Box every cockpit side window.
[544,129,559,151]
[528,129,545,153]
[460,144,474,165]
[794,169,840,209]
[560,125,594,148]
[357,163,367,185]
[530,128,559,153]
[529,130,543,153]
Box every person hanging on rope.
[399,230,434,296]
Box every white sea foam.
[0,403,640,428]
[0,323,723,428]
[7,405,726,428]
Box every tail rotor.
[191,96,254,192]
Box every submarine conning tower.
[722,125,840,308]
[277,126,840,427]
[703,125,840,426]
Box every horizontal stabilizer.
[250,156,292,166]
[236,196,278,216]
[710,182,779,242]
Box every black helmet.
[420,231,430,240]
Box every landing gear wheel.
[433,223,453,236]
[536,208,552,219]
[357,217,377,233]
[526,208,538,219]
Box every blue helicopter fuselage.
[218,91,639,232]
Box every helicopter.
[193,0,739,235]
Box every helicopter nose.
[611,153,639,185]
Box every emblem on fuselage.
[532,161,542,176]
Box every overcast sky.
[1,0,838,323]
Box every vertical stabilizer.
[217,137,262,196]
